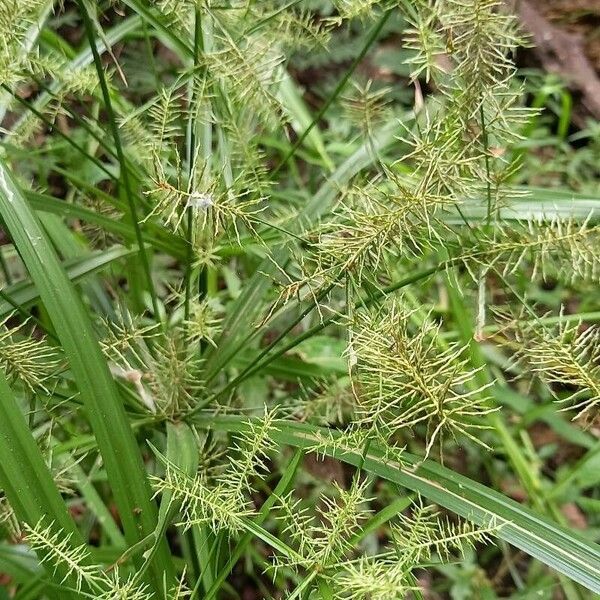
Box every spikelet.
[274,492,315,569]
[147,1,330,122]
[349,300,495,457]
[400,0,536,231]
[341,80,392,142]
[332,498,499,599]
[405,0,527,120]
[391,498,499,562]
[98,569,153,600]
[0,493,19,539]
[144,167,265,244]
[509,314,600,420]
[294,378,355,426]
[147,86,186,151]
[25,519,156,598]
[261,9,333,51]
[458,217,600,283]
[273,478,371,574]
[201,31,285,125]
[100,311,159,366]
[101,311,203,417]
[151,410,277,534]
[302,170,453,289]
[24,519,102,593]
[218,116,271,198]
[152,462,249,533]
[398,107,485,202]
[310,479,372,567]
[335,558,416,600]
[167,572,192,599]
[5,47,99,147]
[332,0,390,21]
[307,424,379,464]
[119,112,156,167]
[218,408,278,497]
[148,333,204,416]
[0,316,61,393]
[0,0,46,89]
[403,2,446,84]
[183,298,221,347]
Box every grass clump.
[0,0,599,598]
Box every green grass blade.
[76,0,161,324]
[278,72,334,172]
[0,544,41,589]
[0,159,175,593]
[27,190,187,259]
[0,246,135,318]
[0,371,79,537]
[117,423,198,587]
[0,371,83,599]
[62,460,127,549]
[40,213,114,316]
[445,186,600,223]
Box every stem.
[77,0,162,325]
[480,103,493,228]
[187,261,446,418]
[272,8,393,176]
[184,8,204,327]
[479,101,493,334]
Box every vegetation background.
[0,0,600,599]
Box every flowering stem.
[184,8,204,328]
[77,0,162,326]
[272,7,393,176]
[480,103,493,229]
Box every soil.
[515,0,600,122]
[530,0,600,68]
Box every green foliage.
[0,0,599,598]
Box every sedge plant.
[0,0,600,598]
